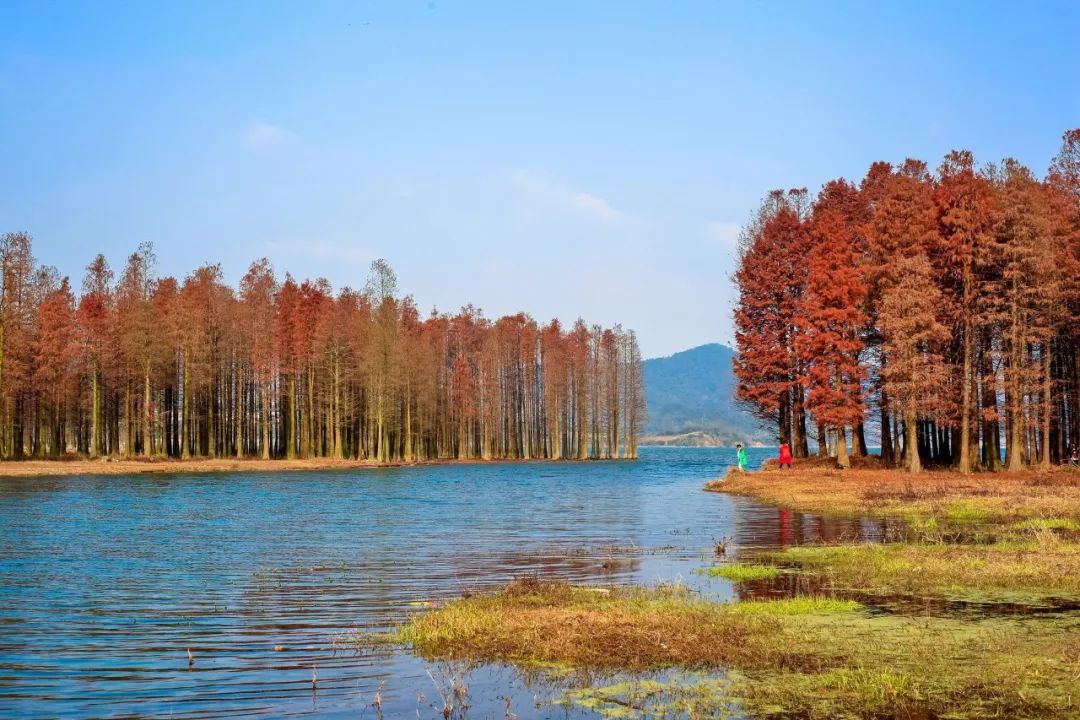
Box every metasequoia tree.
[878,254,950,473]
[77,255,113,458]
[864,161,946,467]
[1048,130,1080,460]
[734,190,812,457]
[734,128,1080,471]
[796,205,867,468]
[0,233,36,458]
[931,151,998,473]
[0,250,644,462]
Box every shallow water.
[0,447,891,718]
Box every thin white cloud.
[241,121,295,150]
[707,221,742,248]
[509,169,626,226]
[572,191,622,223]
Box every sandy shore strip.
[0,456,561,477]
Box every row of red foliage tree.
[734,129,1080,472]
[0,245,645,462]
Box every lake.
[0,447,889,718]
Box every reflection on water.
[0,447,882,718]
[731,501,905,550]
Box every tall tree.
[879,254,951,473]
[932,150,998,472]
[734,191,812,454]
[797,206,867,468]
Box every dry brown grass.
[396,578,787,672]
[706,462,1080,524]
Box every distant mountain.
[641,343,771,447]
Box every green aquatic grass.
[695,563,781,582]
[769,536,1080,604]
[1012,517,1080,532]
[725,597,861,616]
[564,677,735,719]
[942,500,992,523]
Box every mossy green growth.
[564,676,735,719]
[941,500,992,523]
[725,597,861,615]
[768,537,1080,604]
[1012,517,1080,532]
[695,563,781,582]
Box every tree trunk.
[260,381,270,460]
[1007,332,1025,471]
[181,354,191,459]
[853,422,867,457]
[91,369,102,458]
[880,388,893,467]
[958,318,973,473]
[905,404,921,473]
[142,368,152,457]
[286,375,297,460]
[333,358,343,459]
[778,388,792,448]
[835,426,850,468]
[1040,341,1052,469]
[207,381,216,458]
[793,385,810,458]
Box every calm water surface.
[0,448,889,719]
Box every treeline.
[0,244,645,462]
[734,129,1080,472]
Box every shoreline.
[0,455,633,478]
[373,459,1080,718]
[704,458,1080,523]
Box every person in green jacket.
[736,443,748,472]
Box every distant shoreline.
[0,456,635,478]
[639,434,771,449]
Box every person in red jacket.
[778,443,793,470]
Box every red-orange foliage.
[796,204,867,465]
[735,128,1080,471]
[733,192,812,454]
[0,242,643,462]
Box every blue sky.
[2,1,1077,357]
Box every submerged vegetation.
[374,578,1080,719]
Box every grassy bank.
[705,461,1080,525]
[704,462,1080,524]
[706,461,1080,607]
[764,533,1080,606]
[379,578,1080,719]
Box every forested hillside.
[642,344,769,446]
[0,243,645,462]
